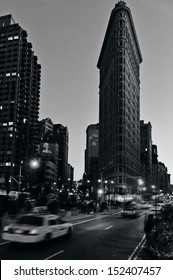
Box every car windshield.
[17,215,44,226]
[123,202,137,210]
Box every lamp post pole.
[30,159,40,186]
[10,160,39,194]
[127,176,144,201]
[98,172,104,203]
[101,172,104,201]
[19,165,22,193]
[97,189,103,210]
[10,176,20,193]
[10,164,22,193]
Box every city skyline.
[1,0,173,182]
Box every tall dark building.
[37,118,59,190]
[158,162,170,194]
[0,15,41,189]
[38,118,54,141]
[37,142,59,190]
[53,124,69,189]
[84,123,99,197]
[67,163,74,189]
[152,145,171,194]
[140,121,152,191]
[97,1,142,196]
[152,144,158,192]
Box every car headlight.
[15,229,23,234]
[28,229,39,235]
[3,226,9,232]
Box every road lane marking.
[105,225,113,230]
[106,211,121,216]
[0,241,10,246]
[44,250,64,260]
[73,216,106,226]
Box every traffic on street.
[0,209,146,260]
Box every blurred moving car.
[2,214,73,243]
[121,201,140,218]
[137,201,151,210]
[149,204,162,215]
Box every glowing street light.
[30,159,39,169]
[29,159,40,189]
[9,159,39,194]
[97,188,103,209]
[138,178,144,186]
[98,189,103,196]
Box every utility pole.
[18,165,22,193]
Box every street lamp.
[29,159,40,190]
[98,174,104,195]
[97,188,103,209]
[138,179,144,185]
[127,176,144,200]
[9,162,23,193]
[98,189,103,196]
[142,186,147,200]
[30,159,39,169]
[137,179,144,201]
[9,174,21,193]
[9,159,40,194]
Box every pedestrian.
[144,214,154,249]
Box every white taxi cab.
[2,214,73,243]
[121,201,140,218]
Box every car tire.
[66,227,72,238]
[45,232,52,241]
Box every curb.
[128,234,146,260]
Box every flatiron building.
[97,1,142,195]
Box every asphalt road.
[0,211,146,260]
